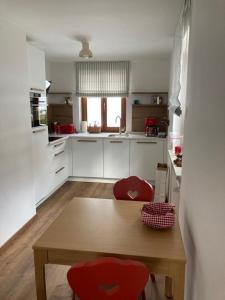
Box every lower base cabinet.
[103,139,129,178]
[71,137,165,181]
[72,138,103,178]
[32,127,50,205]
[47,139,70,194]
[130,140,164,180]
[34,138,71,207]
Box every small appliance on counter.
[145,117,159,137]
[53,123,76,134]
[81,121,88,133]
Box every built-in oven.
[30,92,47,127]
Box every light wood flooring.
[0,181,167,300]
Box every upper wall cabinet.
[27,44,46,91]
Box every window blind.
[76,61,130,97]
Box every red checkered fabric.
[141,202,175,229]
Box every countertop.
[168,150,182,178]
[48,132,167,141]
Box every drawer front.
[50,149,66,172]
[50,165,68,191]
[51,140,66,154]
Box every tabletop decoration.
[141,202,175,229]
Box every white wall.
[46,58,170,131]
[179,1,225,299]
[127,58,170,131]
[0,19,36,247]
[46,61,75,100]
[130,58,170,92]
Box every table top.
[33,198,186,263]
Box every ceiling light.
[79,41,93,59]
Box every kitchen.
[29,47,171,207]
[1,1,225,300]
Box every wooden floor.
[0,181,167,300]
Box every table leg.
[165,276,173,298]
[33,249,48,300]
[172,265,185,300]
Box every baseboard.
[68,177,117,184]
[0,214,37,254]
[36,179,68,208]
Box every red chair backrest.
[113,176,154,202]
[67,257,149,300]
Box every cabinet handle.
[30,88,45,92]
[136,141,157,144]
[54,150,64,157]
[55,166,65,174]
[110,141,123,143]
[32,128,46,133]
[54,142,64,148]
[77,139,97,142]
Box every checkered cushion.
[141,202,175,229]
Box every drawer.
[51,140,66,154]
[50,165,68,191]
[50,149,66,172]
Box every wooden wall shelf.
[48,92,72,95]
[47,103,73,125]
[132,104,168,132]
[132,92,168,95]
[132,104,168,108]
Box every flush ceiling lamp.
[79,41,93,59]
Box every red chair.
[113,176,154,202]
[113,176,156,284]
[67,257,149,300]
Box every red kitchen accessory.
[57,124,76,134]
[175,145,182,155]
[144,117,157,127]
[66,124,76,134]
[141,202,175,229]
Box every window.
[81,97,126,132]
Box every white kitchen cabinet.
[66,138,73,177]
[48,138,71,194]
[104,139,129,178]
[130,139,164,180]
[72,138,103,178]
[31,126,49,205]
[168,151,181,211]
[27,44,46,91]
[0,21,36,247]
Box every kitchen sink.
[108,133,129,137]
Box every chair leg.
[150,273,156,283]
[141,290,146,300]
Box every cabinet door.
[27,44,45,91]
[66,138,73,177]
[32,127,49,205]
[104,139,129,179]
[130,140,164,180]
[72,139,103,178]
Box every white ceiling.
[1,0,183,61]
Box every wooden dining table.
[33,197,186,300]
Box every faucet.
[115,115,123,134]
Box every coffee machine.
[145,117,158,137]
